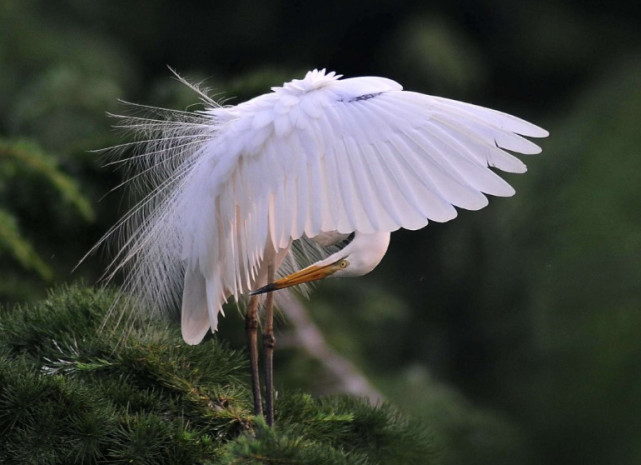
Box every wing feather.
[306,149,330,236]
[401,128,489,211]
[427,95,549,138]
[358,143,404,231]
[415,122,517,196]
[256,77,546,240]
[386,133,459,223]
[343,137,379,232]
[326,138,356,232]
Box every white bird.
[100,69,547,424]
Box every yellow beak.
[250,261,345,295]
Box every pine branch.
[0,138,94,221]
[0,285,437,464]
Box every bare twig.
[275,292,383,403]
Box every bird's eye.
[338,259,349,269]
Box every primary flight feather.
[102,69,547,345]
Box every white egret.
[100,69,547,425]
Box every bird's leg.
[245,294,262,416]
[263,264,276,426]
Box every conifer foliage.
[0,139,94,285]
[0,286,436,464]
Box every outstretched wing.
[248,75,547,251]
[105,70,547,344]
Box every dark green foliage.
[220,418,369,465]
[219,395,436,465]
[0,139,94,287]
[0,286,246,463]
[0,366,117,463]
[278,395,435,465]
[381,367,533,465]
[0,286,436,464]
[496,61,641,465]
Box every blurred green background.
[1,0,640,464]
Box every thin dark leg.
[245,294,262,416]
[263,264,276,426]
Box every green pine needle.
[0,285,437,464]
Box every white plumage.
[101,69,547,345]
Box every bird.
[99,68,548,425]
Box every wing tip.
[528,126,550,139]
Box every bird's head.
[250,231,391,295]
[249,257,351,295]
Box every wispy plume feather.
[83,71,228,334]
[84,70,336,337]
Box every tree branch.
[275,292,383,403]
